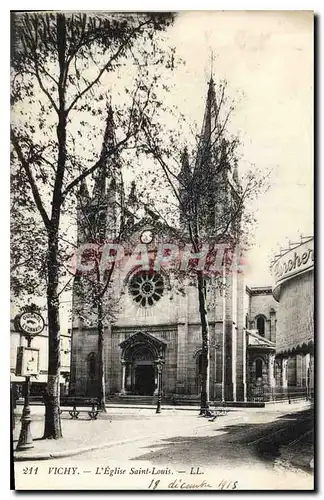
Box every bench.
[59,397,100,420]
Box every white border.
[2,3,321,498]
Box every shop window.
[256,316,265,337]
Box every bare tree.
[10,11,175,438]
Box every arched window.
[256,316,265,337]
[87,352,97,380]
[255,358,263,379]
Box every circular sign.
[17,311,45,337]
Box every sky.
[164,11,313,285]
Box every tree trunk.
[43,230,63,439]
[97,299,106,412]
[42,14,67,439]
[197,271,212,416]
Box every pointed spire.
[194,78,219,173]
[124,181,140,227]
[93,104,116,202]
[77,177,90,216]
[79,177,90,202]
[178,146,191,187]
[128,180,137,205]
[233,159,239,183]
[109,177,116,192]
[100,104,116,159]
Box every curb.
[14,412,241,462]
[13,433,155,462]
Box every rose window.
[129,271,164,307]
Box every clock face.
[140,230,153,244]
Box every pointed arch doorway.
[119,332,166,396]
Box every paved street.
[13,402,314,490]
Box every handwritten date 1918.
[218,480,238,490]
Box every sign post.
[14,305,44,451]
[154,352,165,414]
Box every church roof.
[247,329,275,350]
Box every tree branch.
[66,19,150,115]
[11,130,51,230]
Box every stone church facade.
[69,79,280,404]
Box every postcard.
[11,10,314,491]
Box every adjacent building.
[245,286,278,402]
[271,236,314,399]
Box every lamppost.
[154,353,165,414]
[14,305,44,451]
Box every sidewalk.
[13,407,219,461]
[13,401,312,462]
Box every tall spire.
[178,146,192,227]
[178,146,191,187]
[79,177,90,203]
[194,78,219,174]
[233,159,239,183]
[92,104,116,202]
[128,180,137,205]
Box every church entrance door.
[119,331,167,396]
[134,364,155,395]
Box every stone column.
[269,309,276,343]
[242,331,247,402]
[282,358,288,388]
[305,353,310,398]
[268,353,276,400]
[120,360,127,395]
[235,267,246,403]
[176,323,187,394]
[281,357,289,400]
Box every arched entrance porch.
[119,331,166,396]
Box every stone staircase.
[106,394,266,408]
[108,394,158,406]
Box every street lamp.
[14,306,44,451]
[154,353,165,414]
